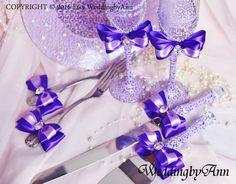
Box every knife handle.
[173,87,224,117]
[165,111,216,149]
[116,111,215,151]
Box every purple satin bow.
[16,110,65,152]
[135,131,184,179]
[149,30,206,60]
[26,75,63,116]
[144,91,186,138]
[96,20,152,53]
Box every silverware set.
[24,54,134,148]
[16,51,223,183]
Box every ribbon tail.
[161,113,186,139]
[39,132,65,152]
[15,121,36,133]
[135,144,153,161]
[36,91,59,108]
[26,75,48,92]
[39,99,63,116]
[16,110,41,133]
[155,147,184,179]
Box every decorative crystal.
[122,37,130,46]
[154,142,164,150]
[174,45,182,55]
[159,105,169,113]
[35,86,44,95]
[34,122,44,130]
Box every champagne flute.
[106,0,149,103]
[152,0,200,107]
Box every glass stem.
[168,52,178,87]
[124,43,133,83]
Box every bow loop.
[16,110,42,133]
[26,75,63,115]
[144,91,186,138]
[161,110,186,138]
[135,131,163,160]
[37,124,65,152]
[97,20,152,53]
[144,90,167,120]
[26,75,48,94]
[136,131,184,180]
[149,30,206,60]
[16,110,65,152]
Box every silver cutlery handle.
[50,74,102,94]
[25,95,93,148]
[116,112,215,151]
[173,87,224,116]
[26,74,100,107]
[45,96,92,123]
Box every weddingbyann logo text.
[138,164,229,181]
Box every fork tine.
[98,57,129,91]
[98,69,118,90]
[95,65,116,87]
[94,54,127,87]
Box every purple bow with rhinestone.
[135,131,184,179]
[96,20,152,53]
[26,75,63,116]
[149,30,206,60]
[144,91,186,139]
[16,110,65,152]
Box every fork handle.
[47,96,92,123]
[50,74,102,94]
[25,95,93,148]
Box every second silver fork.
[25,59,127,148]
[26,55,135,107]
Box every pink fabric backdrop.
[0,0,236,183]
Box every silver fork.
[25,58,127,148]
[26,54,135,107]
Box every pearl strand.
[87,106,143,147]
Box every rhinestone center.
[34,122,44,130]
[174,45,182,55]
[35,86,45,95]
[154,142,164,150]
[160,105,169,113]
[122,37,131,46]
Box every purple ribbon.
[149,30,206,60]
[96,20,152,53]
[16,110,65,152]
[26,75,63,116]
[144,91,186,138]
[135,131,184,179]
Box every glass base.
[150,80,189,108]
[109,76,147,103]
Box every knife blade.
[98,111,216,184]
[30,86,222,183]
[31,111,215,184]
[31,122,157,184]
